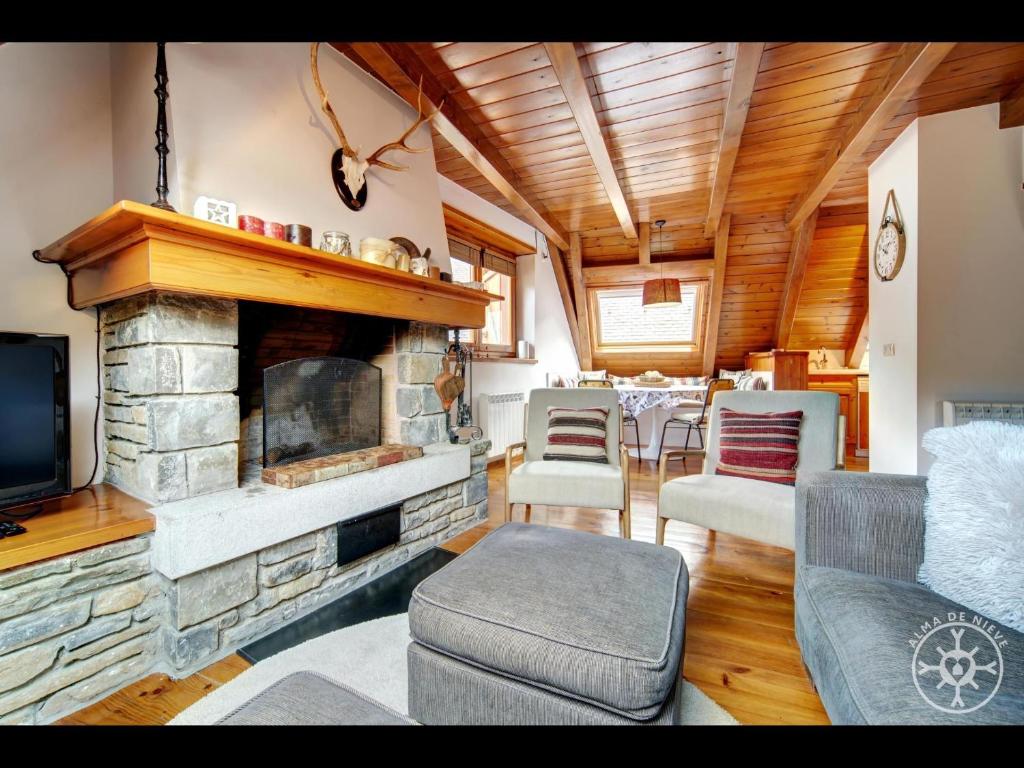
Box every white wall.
[437,176,580,446]
[0,43,114,487]
[869,104,1024,474]
[110,43,452,272]
[868,120,919,475]
[916,104,1024,471]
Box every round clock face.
[874,221,905,281]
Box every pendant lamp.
[642,220,681,307]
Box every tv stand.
[0,484,152,571]
[1,502,43,520]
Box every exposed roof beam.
[784,42,955,230]
[545,43,637,241]
[549,246,582,365]
[568,233,594,370]
[704,44,764,239]
[702,214,731,376]
[775,208,820,348]
[338,42,570,251]
[583,259,713,287]
[846,307,869,369]
[999,80,1024,128]
[638,221,651,265]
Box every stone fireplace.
[91,291,488,692]
[101,293,455,503]
[7,204,496,723]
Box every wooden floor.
[61,455,868,725]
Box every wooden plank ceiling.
[340,42,1024,372]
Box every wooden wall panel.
[713,213,794,371]
[788,204,868,350]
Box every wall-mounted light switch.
[883,343,896,357]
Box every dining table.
[612,380,708,461]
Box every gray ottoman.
[408,522,688,725]
[216,672,413,725]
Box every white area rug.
[171,613,738,725]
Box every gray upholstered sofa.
[796,471,1024,724]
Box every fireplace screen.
[262,357,381,468]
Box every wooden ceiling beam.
[702,214,731,376]
[846,307,869,368]
[583,258,713,287]
[704,44,764,239]
[549,246,582,365]
[545,43,638,241]
[338,42,571,251]
[999,80,1024,128]
[784,42,956,230]
[568,232,594,370]
[775,208,820,348]
[638,221,651,265]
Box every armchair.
[505,388,631,538]
[656,390,841,550]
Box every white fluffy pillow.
[918,421,1024,632]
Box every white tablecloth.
[614,383,708,461]
[615,384,707,417]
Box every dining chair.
[578,378,640,466]
[658,378,733,465]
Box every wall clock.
[873,188,906,282]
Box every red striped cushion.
[543,406,610,463]
[715,408,803,485]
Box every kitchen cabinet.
[807,373,868,456]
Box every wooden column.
[638,221,651,265]
[569,232,593,370]
[702,214,731,376]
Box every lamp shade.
[642,278,681,307]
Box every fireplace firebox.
[262,356,382,468]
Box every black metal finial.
[151,42,175,212]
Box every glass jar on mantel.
[320,231,352,257]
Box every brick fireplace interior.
[237,303,400,484]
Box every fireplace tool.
[443,330,482,444]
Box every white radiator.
[477,392,526,459]
[942,400,1024,427]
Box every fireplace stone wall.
[101,291,456,503]
[0,291,500,725]
[101,293,240,503]
[0,438,489,724]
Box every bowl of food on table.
[634,370,671,387]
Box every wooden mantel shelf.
[34,200,499,328]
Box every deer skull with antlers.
[310,43,443,211]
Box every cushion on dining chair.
[543,406,610,463]
[670,411,704,424]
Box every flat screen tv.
[0,332,71,512]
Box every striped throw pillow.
[715,408,803,485]
[543,406,610,463]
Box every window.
[591,284,703,350]
[448,238,516,357]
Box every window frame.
[447,237,517,358]
[588,281,707,353]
